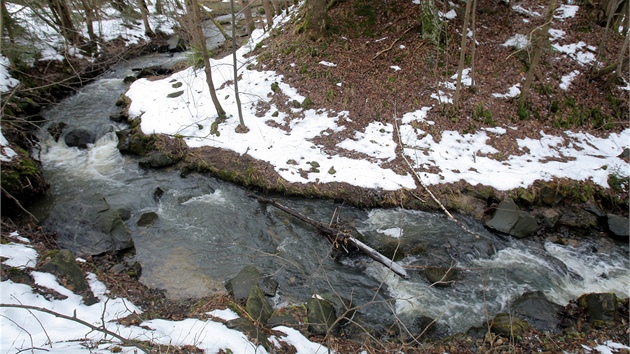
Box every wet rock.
[423,266,457,287]
[486,199,538,238]
[39,249,97,305]
[117,208,132,221]
[306,297,337,336]
[116,128,156,156]
[490,313,530,338]
[64,128,95,149]
[153,187,164,202]
[606,214,629,240]
[44,194,133,256]
[109,111,129,123]
[246,285,273,324]
[137,212,159,227]
[226,265,262,302]
[578,293,618,324]
[377,241,406,261]
[511,291,563,333]
[139,150,182,168]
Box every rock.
[116,128,156,156]
[606,214,629,240]
[226,265,262,302]
[246,285,273,324]
[137,212,159,227]
[423,267,457,287]
[578,293,618,324]
[377,241,406,261]
[226,317,271,350]
[1,267,35,285]
[44,194,133,256]
[117,208,132,221]
[541,208,562,230]
[306,297,337,336]
[618,148,630,161]
[486,199,538,238]
[268,306,304,328]
[511,291,563,333]
[539,185,563,206]
[64,128,95,149]
[167,91,184,98]
[39,249,98,305]
[109,263,126,274]
[490,313,530,338]
[139,151,182,168]
[258,276,278,297]
[559,208,598,231]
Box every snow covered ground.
[126,7,629,192]
[0,236,330,354]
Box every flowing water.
[28,37,629,335]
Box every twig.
[0,187,39,223]
[0,303,150,353]
[372,27,417,60]
[11,295,52,347]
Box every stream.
[27,26,629,336]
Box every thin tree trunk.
[231,0,247,132]
[185,0,226,120]
[1,0,17,43]
[48,0,80,45]
[137,0,155,36]
[200,5,232,41]
[155,0,163,14]
[519,0,557,106]
[605,28,630,88]
[262,0,274,30]
[79,0,98,50]
[453,0,473,108]
[242,0,254,35]
[470,0,478,88]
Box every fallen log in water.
[253,195,409,279]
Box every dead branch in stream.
[252,195,409,279]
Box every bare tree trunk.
[231,0,248,133]
[453,0,473,108]
[605,27,630,88]
[242,0,255,35]
[519,0,557,106]
[184,0,226,120]
[1,0,17,43]
[79,0,98,51]
[155,0,163,14]
[137,0,155,36]
[48,0,81,45]
[305,0,326,37]
[262,0,274,30]
[470,0,478,88]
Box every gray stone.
[258,276,278,297]
[226,265,262,302]
[306,297,337,336]
[618,148,630,160]
[139,151,182,168]
[486,199,538,238]
[167,35,187,52]
[39,249,97,305]
[606,214,629,239]
[64,128,95,149]
[226,318,271,350]
[578,293,618,323]
[44,194,133,256]
[511,291,563,333]
[246,285,273,324]
[541,208,562,230]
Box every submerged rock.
[423,266,457,287]
[137,212,159,227]
[44,194,133,256]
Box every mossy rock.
[577,293,618,323]
[490,313,530,338]
[306,297,338,336]
[0,147,48,216]
[245,285,273,324]
[38,249,98,305]
[136,212,159,227]
[166,90,184,98]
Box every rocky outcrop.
[44,194,133,256]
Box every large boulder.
[64,128,95,149]
[606,214,629,241]
[511,291,563,333]
[578,293,618,325]
[44,194,133,256]
[486,199,538,238]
